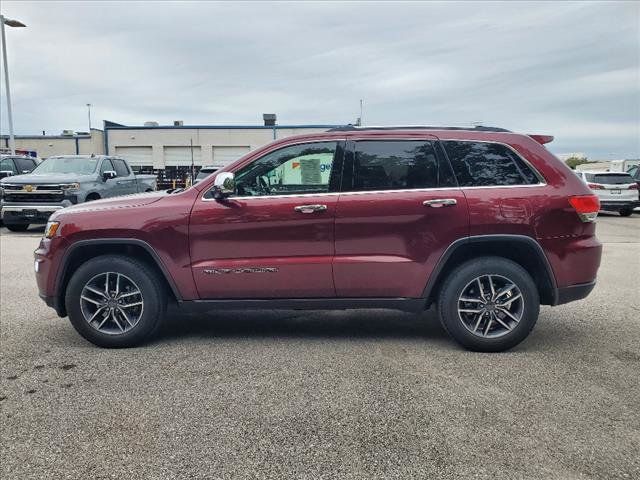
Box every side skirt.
[178,298,427,313]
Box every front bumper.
[1,203,65,224]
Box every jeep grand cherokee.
[34,126,602,351]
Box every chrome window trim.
[200,137,548,202]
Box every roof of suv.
[328,125,511,133]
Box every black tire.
[85,194,100,201]
[619,208,633,217]
[65,254,166,348]
[5,224,29,232]
[437,256,540,352]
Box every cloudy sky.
[1,1,638,158]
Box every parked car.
[0,155,157,231]
[35,126,602,351]
[0,154,40,179]
[194,166,219,184]
[574,170,639,216]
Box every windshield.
[586,173,634,185]
[32,157,99,175]
[196,169,217,180]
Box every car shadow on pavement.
[155,308,451,344]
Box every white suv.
[574,171,639,216]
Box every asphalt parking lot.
[1,214,639,480]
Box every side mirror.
[102,170,117,181]
[212,172,235,199]
[0,171,14,179]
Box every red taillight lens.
[587,183,604,190]
[628,183,638,190]
[569,195,600,222]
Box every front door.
[333,138,469,298]
[189,140,344,299]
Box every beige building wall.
[106,126,331,169]
[3,128,105,158]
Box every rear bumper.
[600,200,640,211]
[555,280,596,305]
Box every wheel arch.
[54,239,181,317]
[423,235,558,307]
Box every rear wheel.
[65,255,166,347]
[4,224,29,232]
[619,208,633,217]
[437,256,540,352]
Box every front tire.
[65,255,166,347]
[437,257,540,352]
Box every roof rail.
[327,125,511,133]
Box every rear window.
[443,141,540,187]
[586,173,634,185]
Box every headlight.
[44,221,60,239]
[60,183,80,191]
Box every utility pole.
[1,15,26,154]
[86,103,92,131]
[189,138,195,185]
[359,99,364,126]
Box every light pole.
[86,103,92,131]
[1,15,26,155]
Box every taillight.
[628,184,638,190]
[587,183,604,190]
[569,195,600,222]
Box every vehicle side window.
[112,159,130,177]
[15,158,35,173]
[100,159,115,175]
[0,158,17,173]
[443,141,539,187]
[350,140,450,191]
[627,166,638,178]
[234,142,337,197]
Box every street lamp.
[1,15,26,155]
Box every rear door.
[333,138,469,298]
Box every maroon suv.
[34,126,602,351]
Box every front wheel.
[437,257,540,352]
[65,255,166,347]
[619,208,633,217]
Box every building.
[2,115,341,187]
[1,129,104,158]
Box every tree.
[565,156,590,170]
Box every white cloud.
[0,0,638,157]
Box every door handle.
[294,204,328,214]
[423,198,457,208]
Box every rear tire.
[619,208,633,217]
[65,255,166,348]
[437,256,540,352]
[5,224,29,232]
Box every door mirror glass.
[212,172,235,198]
[102,170,117,181]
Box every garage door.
[164,146,202,166]
[212,146,251,167]
[114,146,153,167]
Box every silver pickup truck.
[0,155,157,231]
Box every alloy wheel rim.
[80,272,144,335]
[457,274,524,339]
